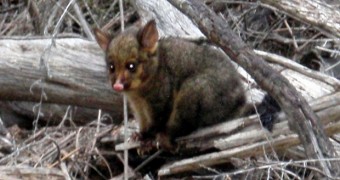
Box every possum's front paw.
[130,132,156,156]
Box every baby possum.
[94,20,276,150]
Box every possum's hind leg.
[158,72,246,151]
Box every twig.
[48,147,80,168]
[52,0,76,39]
[118,1,129,180]
[134,150,163,172]
[25,0,41,34]
[283,19,298,50]
[73,2,95,40]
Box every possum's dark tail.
[256,94,281,131]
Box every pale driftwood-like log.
[158,92,340,176]
[0,166,66,179]
[261,0,340,38]
[0,38,123,121]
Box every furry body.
[94,20,248,148]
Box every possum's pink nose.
[113,82,124,92]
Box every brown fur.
[94,20,247,150]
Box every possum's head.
[94,20,159,92]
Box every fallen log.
[0,38,124,122]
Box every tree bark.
[167,0,340,177]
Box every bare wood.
[0,38,123,120]
[159,134,299,176]
[133,0,204,38]
[166,0,340,176]
[261,0,340,38]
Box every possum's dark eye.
[108,63,115,73]
[126,62,137,73]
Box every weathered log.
[0,38,124,121]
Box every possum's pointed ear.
[138,20,159,53]
[93,28,111,51]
